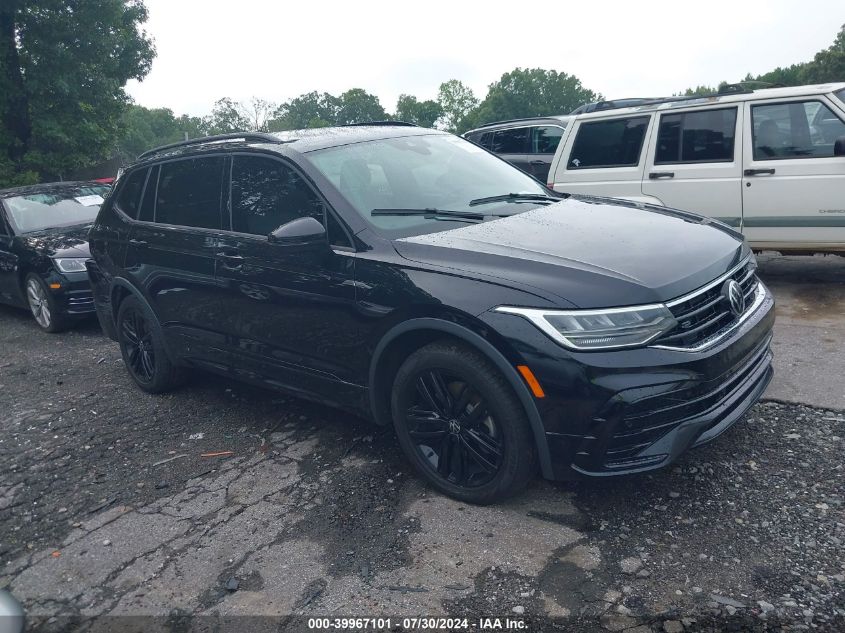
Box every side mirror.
[268,216,327,245]
[835,136,845,157]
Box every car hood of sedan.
[393,196,747,308]
[22,224,91,259]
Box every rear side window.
[491,127,529,154]
[138,165,158,223]
[752,101,845,160]
[156,157,224,229]
[114,169,147,218]
[230,155,325,236]
[531,126,564,154]
[568,116,649,169]
[655,107,737,164]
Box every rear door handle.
[128,239,147,247]
[529,160,547,166]
[216,251,244,270]
[648,171,675,179]
[744,168,776,176]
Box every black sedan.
[0,181,110,332]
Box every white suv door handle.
[744,168,776,176]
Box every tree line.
[1,0,843,187]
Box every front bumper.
[483,281,775,480]
[44,270,96,317]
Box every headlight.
[496,304,678,351]
[52,258,87,273]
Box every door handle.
[744,168,776,176]
[216,252,244,261]
[648,171,675,179]
[128,239,148,247]
[529,160,547,166]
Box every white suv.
[547,83,845,254]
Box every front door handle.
[744,168,776,176]
[529,160,547,166]
[648,171,675,179]
[129,239,148,247]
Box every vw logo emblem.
[723,280,745,317]
[448,419,461,435]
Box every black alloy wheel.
[116,295,184,393]
[392,341,536,504]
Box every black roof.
[135,124,439,163]
[0,180,107,199]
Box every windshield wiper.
[468,192,563,207]
[371,208,487,223]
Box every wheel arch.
[108,278,180,364]
[368,317,554,479]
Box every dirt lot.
[1,255,844,632]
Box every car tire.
[391,340,537,504]
[116,295,184,393]
[25,273,67,333]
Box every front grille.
[603,338,772,466]
[653,260,758,349]
[67,292,94,312]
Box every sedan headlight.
[496,304,678,351]
[52,258,88,273]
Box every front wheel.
[116,295,183,393]
[25,273,67,333]
[391,341,537,504]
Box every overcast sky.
[127,0,844,117]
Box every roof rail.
[469,115,569,130]
[137,132,285,160]
[342,120,418,127]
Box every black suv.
[88,125,774,503]
[463,116,570,182]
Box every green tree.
[472,68,599,130]
[437,79,478,133]
[0,0,154,185]
[802,24,845,83]
[117,104,207,160]
[336,88,387,125]
[206,97,250,135]
[395,94,442,128]
[269,91,340,130]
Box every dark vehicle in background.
[88,126,774,504]
[463,116,570,181]
[0,181,110,332]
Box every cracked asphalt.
[1,255,844,632]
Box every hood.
[393,196,746,308]
[22,224,91,259]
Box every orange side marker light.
[49,283,62,289]
[516,365,545,398]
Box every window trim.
[566,115,651,170]
[528,124,567,156]
[226,151,356,251]
[750,98,845,162]
[653,106,739,166]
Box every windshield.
[3,184,109,233]
[305,134,550,237]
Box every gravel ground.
[0,304,843,632]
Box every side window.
[156,157,224,229]
[465,132,482,145]
[0,212,8,236]
[655,107,737,164]
[479,131,493,149]
[230,155,325,236]
[531,126,564,154]
[568,116,649,169]
[752,101,845,160]
[114,168,147,218]
[491,127,529,154]
[138,165,158,223]
[326,211,353,249]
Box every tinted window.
[491,127,529,153]
[479,131,493,149]
[115,169,147,218]
[0,213,8,236]
[230,155,324,236]
[568,116,649,168]
[138,165,158,223]
[835,88,845,108]
[752,101,845,160]
[531,126,564,154]
[465,132,482,144]
[326,210,352,249]
[655,108,737,164]
[156,157,224,229]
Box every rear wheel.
[25,273,67,333]
[391,341,536,504]
[116,295,183,393]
